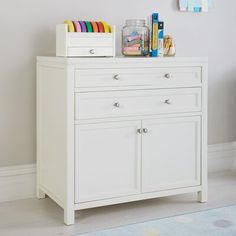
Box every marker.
[101,21,110,33]
[79,21,87,32]
[64,20,75,32]
[73,21,81,32]
[97,22,104,32]
[91,22,99,32]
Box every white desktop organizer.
[56,24,116,57]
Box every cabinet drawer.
[75,67,201,89]
[75,88,201,119]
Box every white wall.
[1,0,236,167]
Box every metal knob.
[137,129,142,134]
[142,128,148,133]
[89,49,95,54]
[165,99,171,105]
[164,73,171,79]
[113,74,120,80]
[113,102,120,108]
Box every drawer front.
[68,33,113,47]
[75,88,202,120]
[68,47,113,57]
[75,67,201,88]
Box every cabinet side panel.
[56,24,67,57]
[200,62,208,202]
[37,64,68,206]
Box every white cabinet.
[74,121,141,203]
[142,116,201,193]
[37,57,208,225]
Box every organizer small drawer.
[68,33,113,47]
[75,88,202,120]
[68,47,114,57]
[56,24,115,57]
[75,67,201,89]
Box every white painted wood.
[75,186,202,210]
[37,65,67,205]
[68,47,113,57]
[68,33,113,47]
[64,65,76,225]
[37,56,208,225]
[142,116,201,193]
[2,143,236,205]
[37,63,75,225]
[56,24,68,58]
[56,24,115,57]
[1,172,235,236]
[74,112,203,125]
[75,67,201,89]
[75,88,201,120]
[75,121,141,203]
[198,61,208,203]
[37,56,208,66]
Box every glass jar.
[122,19,149,56]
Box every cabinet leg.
[198,190,207,203]
[37,188,46,199]
[64,209,75,225]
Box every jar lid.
[125,19,145,26]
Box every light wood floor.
[0,171,236,236]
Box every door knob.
[142,128,148,133]
[137,129,142,134]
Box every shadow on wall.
[226,69,236,140]
[172,0,179,11]
[208,68,236,144]
[33,27,55,56]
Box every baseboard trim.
[0,142,236,203]
[208,142,236,172]
[0,164,36,203]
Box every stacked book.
[148,13,164,57]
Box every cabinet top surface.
[37,56,208,65]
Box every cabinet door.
[142,116,201,193]
[75,121,141,203]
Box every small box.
[56,24,116,57]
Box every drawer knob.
[164,73,171,79]
[143,128,148,134]
[137,129,142,134]
[165,99,171,105]
[113,74,120,80]
[113,102,120,108]
[89,49,95,54]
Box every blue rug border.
[73,204,236,236]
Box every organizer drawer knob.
[164,73,171,79]
[113,74,120,80]
[113,102,120,108]
[164,99,171,105]
[89,49,95,55]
